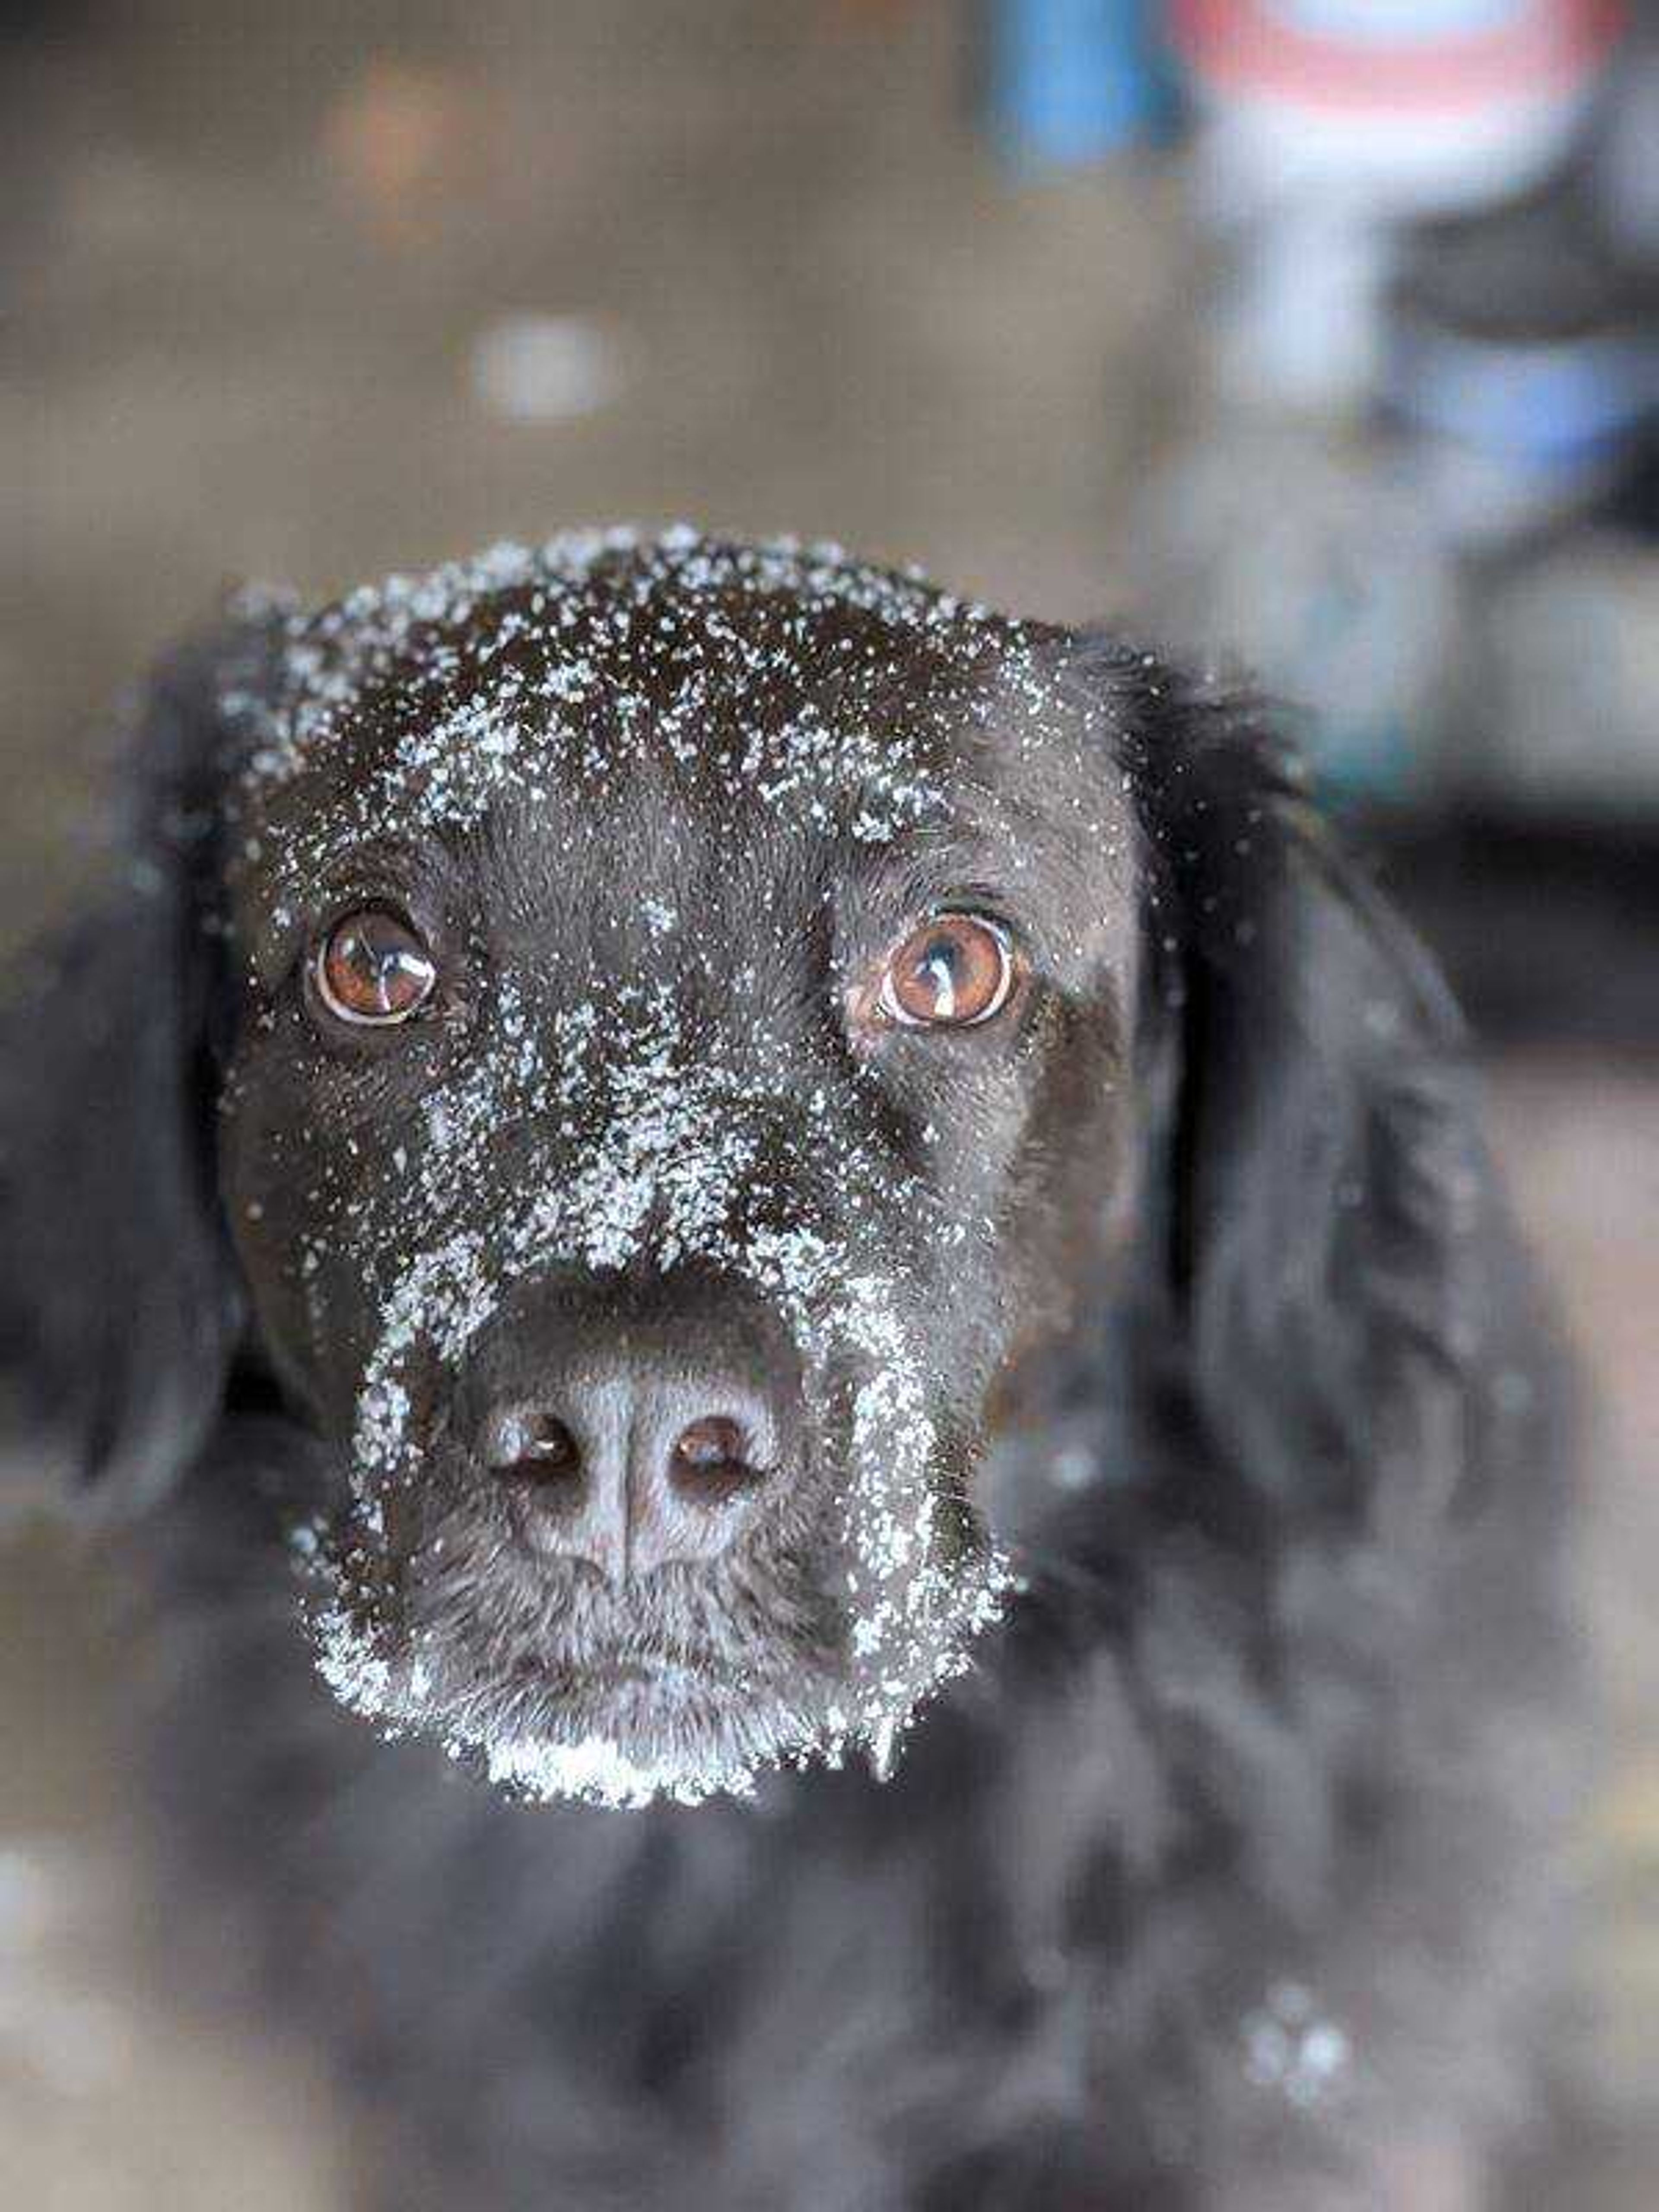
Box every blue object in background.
[982,0,1178,172]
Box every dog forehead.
[227,532,1081,874]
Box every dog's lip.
[578,1656,708,1694]
[513,1647,738,1698]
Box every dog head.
[1,532,1506,1806]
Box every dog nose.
[478,1368,777,1579]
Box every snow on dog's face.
[214,532,1139,1805]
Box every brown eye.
[879,914,1014,1029]
[315,909,437,1027]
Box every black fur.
[1,537,1579,2209]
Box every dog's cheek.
[217,1048,373,1417]
[965,1031,1137,1546]
[926,1026,1118,1359]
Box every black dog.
[1,533,1579,2208]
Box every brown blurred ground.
[2,5,1655,2206]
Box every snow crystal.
[483,1730,753,1812]
[224,528,1049,912]
[1241,1982,1354,2111]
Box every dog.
[0,530,1580,2209]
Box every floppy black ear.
[1098,645,1545,1526]
[0,627,267,1516]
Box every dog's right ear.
[0,622,278,1517]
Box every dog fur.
[0,533,1580,2209]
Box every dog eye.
[315,909,438,1026]
[878,914,1014,1029]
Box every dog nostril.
[673,1415,747,1471]
[486,1411,582,1486]
[669,1415,762,1501]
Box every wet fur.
[0,546,1579,2209]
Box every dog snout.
[477,1356,785,1580]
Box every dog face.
[3,531,1509,1811]
[207,535,1141,1801]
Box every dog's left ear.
[0,627,269,1516]
[1096,643,1545,1525]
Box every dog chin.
[305,1585,851,1808]
[458,1675,835,1809]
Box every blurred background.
[2,3,1655,2205]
